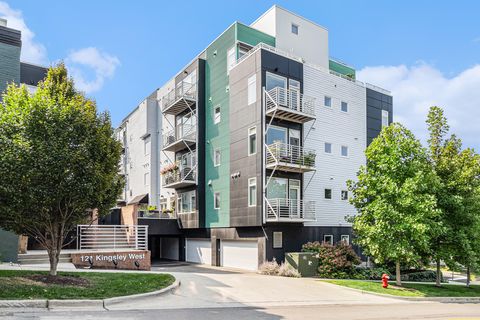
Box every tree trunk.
[466,266,471,287]
[435,258,442,287]
[395,261,402,287]
[48,248,59,276]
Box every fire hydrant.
[381,273,390,288]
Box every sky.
[2,0,480,150]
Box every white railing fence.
[266,142,316,168]
[266,198,316,221]
[266,87,316,117]
[77,225,148,251]
[162,81,197,111]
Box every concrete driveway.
[108,263,404,310]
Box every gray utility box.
[285,252,319,277]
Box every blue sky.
[3,1,480,149]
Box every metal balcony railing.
[265,198,316,222]
[162,165,196,188]
[77,225,148,250]
[162,124,196,151]
[265,87,316,123]
[162,81,197,114]
[266,142,316,172]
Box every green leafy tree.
[348,123,440,286]
[0,64,123,275]
[426,106,480,287]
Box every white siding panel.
[303,65,367,227]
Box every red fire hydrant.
[381,273,390,288]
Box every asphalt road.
[1,303,480,320]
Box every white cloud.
[65,47,120,94]
[0,1,47,64]
[358,63,480,150]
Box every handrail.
[266,142,316,168]
[163,123,197,147]
[266,198,316,221]
[265,87,316,117]
[162,162,196,187]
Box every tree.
[426,106,480,287]
[0,64,124,275]
[348,123,440,286]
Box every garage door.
[221,240,258,271]
[186,239,211,265]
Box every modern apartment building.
[0,18,48,262]
[117,5,392,271]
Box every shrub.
[355,267,391,280]
[392,269,443,282]
[258,259,280,276]
[302,241,361,278]
[278,263,301,278]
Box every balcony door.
[289,79,300,111]
[289,179,301,218]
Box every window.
[382,110,389,127]
[178,190,196,214]
[144,136,151,155]
[291,23,299,35]
[267,126,287,145]
[248,178,257,207]
[266,72,287,92]
[341,235,350,245]
[341,190,348,200]
[227,46,236,74]
[160,198,167,211]
[144,172,150,186]
[341,101,348,112]
[248,75,256,105]
[341,145,349,157]
[248,127,257,156]
[324,96,332,107]
[267,177,288,199]
[214,105,221,124]
[273,232,283,248]
[214,192,220,209]
[324,188,332,199]
[214,148,221,167]
[238,43,252,59]
[324,235,333,245]
[324,142,332,154]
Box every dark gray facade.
[366,88,393,145]
[20,62,47,86]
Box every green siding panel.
[0,229,18,262]
[236,23,275,48]
[329,59,356,79]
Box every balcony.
[265,87,316,123]
[162,124,196,153]
[162,165,196,189]
[266,198,316,222]
[162,81,197,115]
[266,142,316,173]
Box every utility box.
[285,252,318,277]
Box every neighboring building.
[117,5,392,270]
[0,18,48,262]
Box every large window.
[382,110,389,127]
[266,126,287,145]
[266,72,287,92]
[248,127,257,156]
[227,46,236,74]
[214,192,221,209]
[248,75,256,105]
[248,178,257,207]
[178,190,196,214]
[267,177,288,199]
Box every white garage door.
[186,239,211,265]
[221,240,258,271]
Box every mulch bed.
[25,274,91,287]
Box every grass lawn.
[0,270,175,300]
[324,279,480,297]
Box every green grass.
[0,270,175,300]
[324,279,480,297]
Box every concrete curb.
[0,279,180,309]
[321,281,480,303]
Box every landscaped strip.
[323,279,480,297]
[0,270,175,300]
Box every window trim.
[291,23,299,35]
[144,172,150,186]
[248,177,257,207]
[214,148,221,167]
[341,145,349,157]
[214,192,220,210]
[382,109,389,127]
[324,96,332,108]
[248,126,257,156]
[324,188,332,200]
[341,101,348,113]
[247,74,256,105]
[324,142,332,154]
[324,234,333,245]
[227,46,236,75]
[341,235,350,245]
[341,190,348,201]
